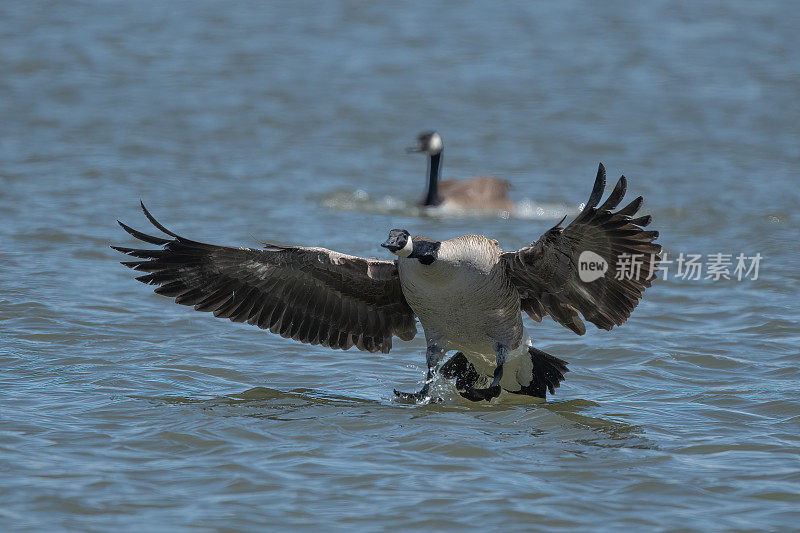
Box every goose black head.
[382,230,440,265]
[381,229,412,257]
[406,131,443,156]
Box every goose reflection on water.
[149,386,653,449]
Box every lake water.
[1,1,799,531]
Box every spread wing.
[112,202,417,353]
[501,163,661,335]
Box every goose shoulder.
[437,235,504,267]
[442,234,502,251]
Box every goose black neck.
[423,152,442,206]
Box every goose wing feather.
[501,163,661,335]
[113,202,417,353]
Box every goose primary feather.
[113,163,660,403]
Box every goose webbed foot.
[395,342,445,404]
[459,385,501,402]
[456,346,505,402]
[393,387,442,404]
[440,352,480,391]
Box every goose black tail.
[441,348,569,400]
[511,347,569,399]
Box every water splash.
[321,189,580,220]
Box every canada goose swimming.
[113,163,659,403]
[408,131,514,211]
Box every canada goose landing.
[408,131,514,212]
[113,163,659,403]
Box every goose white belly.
[400,262,535,392]
[460,331,537,393]
[397,252,523,355]
[403,277,507,353]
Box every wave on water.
[143,387,653,448]
[321,189,580,220]
[146,386,382,408]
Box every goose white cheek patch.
[395,238,414,258]
[427,134,443,154]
